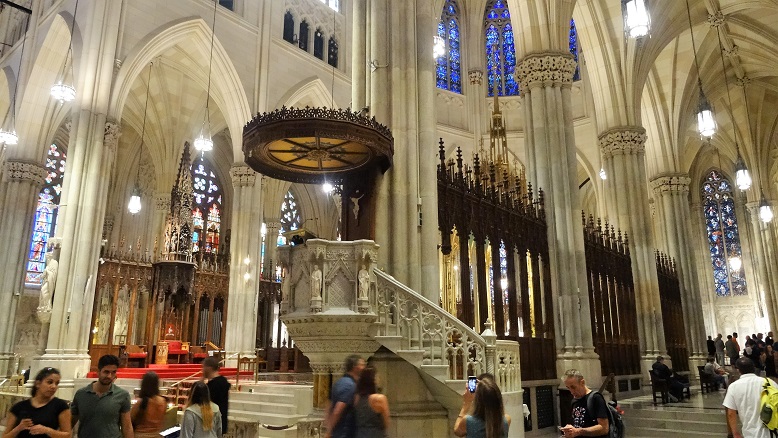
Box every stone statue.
[358,265,370,299]
[351,193,365,220]
[38,253,58,313]
[281,268,290,301]
[311,265,322,298]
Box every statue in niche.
[311,265,322,299]
[281,268,290,301]
[38,253,58,313]
[358,265,370,299]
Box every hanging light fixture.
[685,0,715,138]
[0,17,28,145]
[759,192,773,224]
[433,35,445,59]
[50,0,79,103]
[621,0,650,38]
[714,25,751,191]
[128,61,154,215]
[194,0,218,153]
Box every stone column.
[263,219,281,279]
[690,201,718,334]
[0,160,47,375]
[746,202,778,330]
[517,52,600,382]
[351,0,367,111]
[599,127,667,373]
[650,174,708,367]
[224,165,262,364]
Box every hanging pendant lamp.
[195,0,218,153]
[622,0,651,38]
[128,61,154,214]
[51,0,79,103]
[685,0,715,138]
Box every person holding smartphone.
[453,375,511,438]
[3,367,71,438]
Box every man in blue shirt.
[326,354,365,438]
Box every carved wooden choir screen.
[656,252,689,372]
[437,142,556,381]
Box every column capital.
[598,126,647,158]
[650,174,692,195]
[517,51,577,90]
[155,191,170,211]
[265,219,282,231]
[230,165,257,187]
[468,69,484,85]
[104,119,122,151]
[2,160,47,186]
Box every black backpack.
[586,391,625,438]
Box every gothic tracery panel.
[484,0,519,96]
[191,156,223,254]
[436,0,462,94]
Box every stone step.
[231,390,296,405]
[230,399,297,415]
[621,406,726,422]
[628,426,719,437]
[256,426,298,438]
[420,364,450,381]
[395,350,425,367]
[624,415,728,434]
[375,335,403,351]
[229,409,307,427]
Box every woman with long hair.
[354,366,390,437]
[182,381,222,438]
[131,371,167,437]
[3,367,71,438]
[453,377,511,438]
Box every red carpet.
[86,364,254,380]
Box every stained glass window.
[299,21,309,52]
[328,37,339,67]
[702,170,747,297]
[191,156,223,254]
[319,0,338,11]
[436,0,462,93]
[279,190,302,246]
[569,19,581,81]
[484,0,519,96]
[314,29,325,60]
[25,144,66,285]
[283,11,295,44]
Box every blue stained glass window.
[26,144,66,285]
[436,0,462,94]
[702,170,747,297]
[191,156,222,254]
[484,0,519,96]
[569,19,581,81]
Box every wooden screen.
[582,214,641,376]
[656,252,689,372]
[437,142,555,381]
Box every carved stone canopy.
[242,106,394,184]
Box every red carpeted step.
[86,363,254,379]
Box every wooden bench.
[698,365,719,393]
[649,370,669,405]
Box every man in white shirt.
[723,357,777,438]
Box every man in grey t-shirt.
[71,354,133,438]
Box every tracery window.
[25,144,66,285]
[299,20,310,52]
[283,11,295,43]
[192,156,223,254]
[314,29,325,60]
[319,0,338,11]
[328,37,339,67]
[218,0,233,10]
[278,190,302,246]
[484,0,519,96]
[569,19,581,81]
[702,170,747,297]
[436,0,462,93]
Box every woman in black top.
[3,367,71,438]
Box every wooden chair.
[125,345,149,368]
[698,365,718,393]
[649,370,669,405]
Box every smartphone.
[467,376,477,393]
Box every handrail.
[169,352,238,388]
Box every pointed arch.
[109,17,251,162]
[436,0,462,94]
[484,0,519,96]
[276,77,336,109]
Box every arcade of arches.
[0,0,778,435]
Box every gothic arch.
[109,17,251,162]
[275,77,335,109]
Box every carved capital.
[517,52,577,91]
[3,160,47,186]
[724,45,739,58]
[104,120,122,151]
[737,76,751,87]
[468,69,483,86]
[650,174,692,195]
[155,192,170,211]
[707,11,725,27]
[598,126,647,158]
[230,165,256,187]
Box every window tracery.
[192,156,223,254]
[569,19,581,81]
[279,190,302,246]
[484,0,519,96]
[436,0,462,94]
[25,144,66,285]
[702,170,747,296]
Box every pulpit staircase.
[372,270,521,412]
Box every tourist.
[202,357,230,435]
[325,354,365,438]
[715,334,726,366]
[454,376,511,438]
[182,381,222,438]
[652,356,688,402]
[766,331,774,346]
[131,371,166,437]
[733,332,741,355]
[703,356,727,389]
[707,335,716,356]
[744,340,763,372]
[726,334,738,366]
[724,357,778,438]
[3,367,71,437]
[354,366,389,438]
[558,370,607,438]
[766,344,777,379]
[71,354,133,438]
